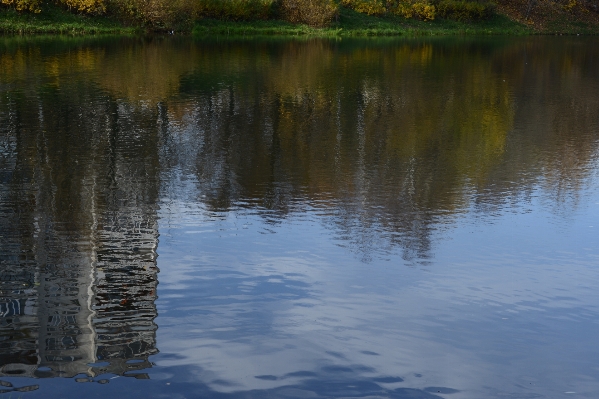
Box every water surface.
[0,35,598,398]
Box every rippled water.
[0,35,598,398]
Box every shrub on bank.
[1,0,105,12]
[1,0,274,24]
[1,0,494,28]
[194,0,274,20]
[106,0,336,27]
[433,0,495,21]
[103,0,276,27]
[393,0,435,20]
[279,0,338,27]
[104,0,188,27]
[1,0,41,12]
[64,0,105,12]
[340,0,436,20]
[340,0,385,16]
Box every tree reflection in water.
[0,36,598,396]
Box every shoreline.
[1,5,598,37]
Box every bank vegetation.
[1,0,598,33]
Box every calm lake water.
[0,35,598,398]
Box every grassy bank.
[1,2,598,36]
[0,6,136,34]
[0,5,532,37]
[193,7,532,37]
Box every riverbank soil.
[497,0,599,33]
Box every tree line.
[2,0,598,28]
[0,0,501,28]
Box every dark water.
[0,35,598,398]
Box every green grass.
[0,5,136,35]
[192,18,336,37]
[192,7,533,37]
[335,7,532,36]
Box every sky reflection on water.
[0,35,598,398]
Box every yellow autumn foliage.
[401,1,435,20]
[563,0,577,11]
[61,0,105,13]
[341,0,436,20]
[1,0,104,13]
[340,0,385,15]
[0,0,42,12]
